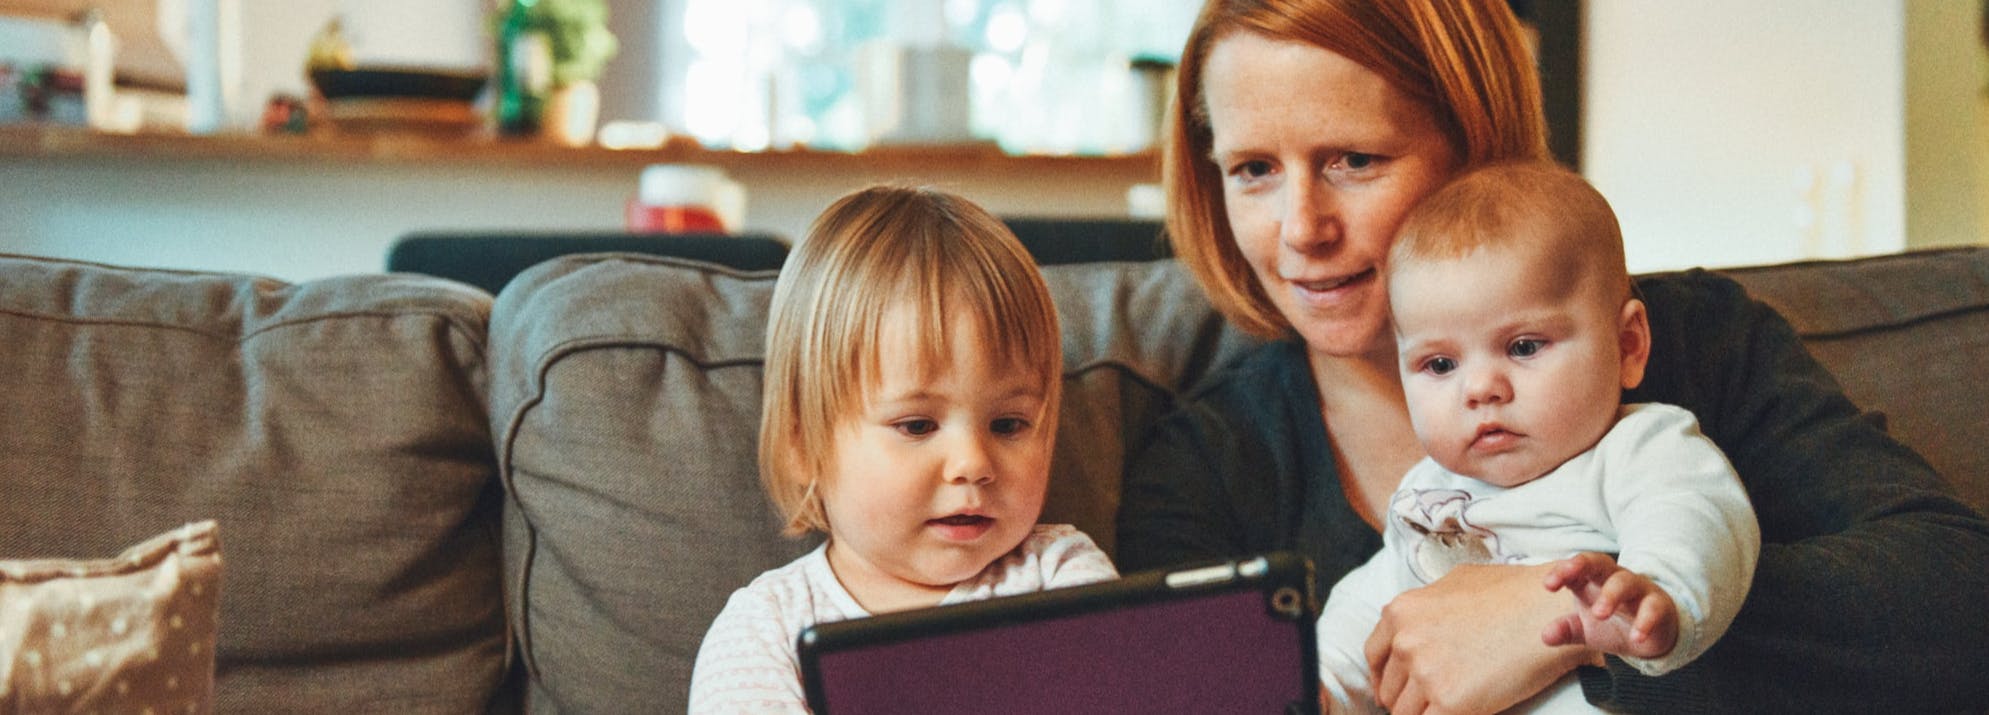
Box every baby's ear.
[1618,298,1652,389]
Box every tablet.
[797,552,1320,715]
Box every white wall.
[1583,1,1910,273]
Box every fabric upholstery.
[0,520,222,711]
[487,253,1257,711]
[1718,247,1989,515]
[0,254,509,713]
[5,241,1984,713]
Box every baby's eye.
[895,419,938,437]
[991,417,1031,436]
[1421,356,1457,376]
[1508,338,1546,358]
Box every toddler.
[688,185,1117,713]
[1317,162,1761,713]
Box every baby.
[688,185,1117,713]
[1317,162,1761,713]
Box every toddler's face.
[819,303,1053,610]
[1389,243,1644,487]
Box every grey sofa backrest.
[486,253,1257,712]
[1720,247,1989,513]
[0,253,511,712]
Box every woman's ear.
[1618,298,1652,389]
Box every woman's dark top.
[1116,270,1989,713]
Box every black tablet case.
[798,552,1320,715]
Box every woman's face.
[1202,32,1461,359]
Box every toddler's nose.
[945,433,995,485]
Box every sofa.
[1,244,1983,712]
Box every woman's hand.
[1364,562,1598,715]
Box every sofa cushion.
[488,253,1254,712]
[1719,246,1989,515]
[0,520,222,712]
[0,254,509,713]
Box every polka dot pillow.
[1,520,221,712]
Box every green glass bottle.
[495,0,550,136]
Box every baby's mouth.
[1472,425,1521,450]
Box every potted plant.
[496,0,618,144]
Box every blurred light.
[781,4,822,53]
[970,53,1013,91]
[1028,0,1069,26]
[684,1,748,55]
[598,120,671,150]
[684,58,742,145]
[945,0,980,29]
[986,6,1027,53]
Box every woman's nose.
[1280,177,1338,251]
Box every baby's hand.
[1539,552,1677,660]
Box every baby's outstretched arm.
[1540,552,1677,660]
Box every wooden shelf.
[0,124,1161,178]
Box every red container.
[625,200,725,233]
[627,164,740,234]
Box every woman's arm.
[1581,272,1989,713]
[1115,401,1255,572]
[1117,342,1379,592]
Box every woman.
[1115,1,1989,713]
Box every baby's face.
[1389,243,1643,487]
[818,303,1053,608]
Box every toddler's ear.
[1618,298,1652,389]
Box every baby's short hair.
[757,185,1062,537]
[1391,161,1630,304]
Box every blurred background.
[0,0,1984,284]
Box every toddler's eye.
[1422,356,1457,376]
[1508,338,1545,358]
[896,419,938,437]
[991,417,1030,436]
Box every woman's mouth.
[1290,268,1375,302]
[927,514,994,541]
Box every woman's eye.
[1422,356,1457,376]
[1341,153,1376,170]
[896,419,938,437]
[1509,339,1545,358]
[991,417,1030,436]
[1229,159,1274,181]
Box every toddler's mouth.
[930,514,992,527]
[927,513,996,541]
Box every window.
[656,0,1192,154]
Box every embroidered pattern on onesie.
[1391,489,1519,583]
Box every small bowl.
[310,68,487,102]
